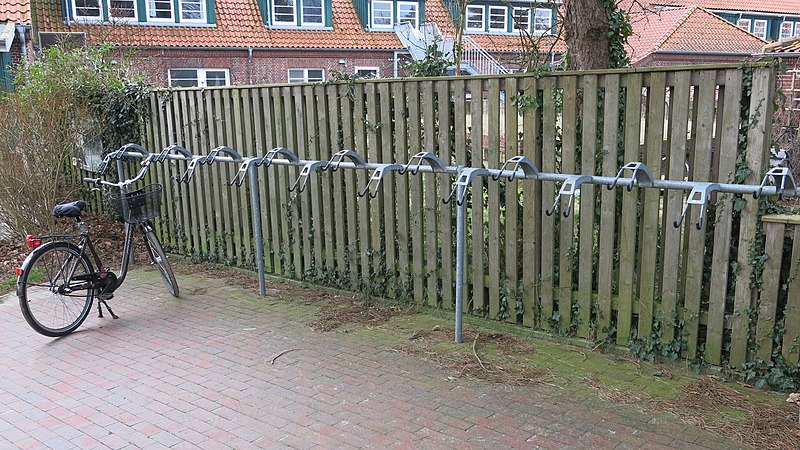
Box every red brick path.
[0,269,743,449]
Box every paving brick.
[0,269,747,449]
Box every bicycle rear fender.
[16,241,96,298]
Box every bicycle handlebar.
[84,156,152,189]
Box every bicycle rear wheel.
[141,227,179,297]
[18,242,94,337]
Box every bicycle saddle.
[52,200,87,218]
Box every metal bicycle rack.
[106,143,799,344]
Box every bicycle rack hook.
[201,146,244,166]
[228,157,261,187]
[545,175,593,218]
[443,167,491,206]
[491,155,540,181]
[753,167,797,200]
[398,151,447,176]
[97,143,151,174]
[158,144,193,163]
[358,163,404,198]
[259,147,300,168]
[607,162,655,191]
[323,149,367,172]
[289,160,330,193]
[673,183,720,230]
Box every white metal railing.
[459,35,510,75]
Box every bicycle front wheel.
[18,242,94,337]
[141,227,179,297]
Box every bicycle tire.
[18,242,95,337]
[141,227,179,297]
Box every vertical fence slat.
[379,82,397,289]
[661,71,691,345]
[393,83,411,293]
[252,88,274,273]
[317,86,335,274]
[540,77,557,330]
[353,84,370,285]
[328,86,346,281]
[366,83,383,285]
[559,76,577,334]
[265,88,284,274]
[340,85,360,287]
[453,80,469,313]
[783,224,800,363]
[408,82,425,304]
[437,80,454,309]
[521,77,540,328]
[731,67,775,367]
[487,78,501,319]
[578,74,597,337]
[504,77,519,323]
[756,222,784,361]
[230,89,247,266]
[598,74,620,341]
[638,73,667,340]
[469,78,486,313]
[221,90,238,263]
[290,86,310,277]
[304,85,323,274]
[423,81,438,307]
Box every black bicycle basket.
[108,184,163,224]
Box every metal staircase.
[395,23,509,75]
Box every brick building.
[0,1,34,92]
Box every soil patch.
[309,297,412,332]
[658,376,800,450]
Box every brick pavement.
[0,268,745,449]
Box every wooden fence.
[124,63,800,367]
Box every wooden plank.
[265,88,284,274]
[167,92,184,254]
[304,85,323,275]
[638,73,667,340]
[487,78,502,319]
[540,77,557,330]
[220,90,238,263]
[705,70,742,365]
[208,90,226,261]
[578,74,597,337]
[292,86,310,278]
[504,77,519,323]
[229,89,246,266]
[252,88,274,273]
[286,86,304,278]
[660,71,691,345]
[437,80,454,310]
[408,82,425,304]
[154,92,172,240]
[755,222,784,361]
[365,83,382,289]
[195,90,214,259]
[178,90,198,257]
[340,84,360,287]
[730,67,775,367]
[379,82,397,291]
[597,74,620,340]
[683,71,716,359]
[317,85,335,273]
[239,88,255,267]
[272,88,291,276]
[469,78,486,314]
[422,81,438,307]
[762,215,800,225]
[559,76,577,334]
[393,83,411,294]
[328,87,347,281]
[783,225,800,363]
[520,77,541,328]
[353,83,370,285]
[453,80,469,313]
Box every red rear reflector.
[15,267,22,276]
[26,235,41,249]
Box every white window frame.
[752,19,768,39]
[300,0,324,26]
[273,0,297,25]
[397,1,418,28]
[737,18,751,32]
[147,0,175,22]
[355,66,380,78]
[512,8,530,32]
[73,0,102,20]
[179,0,206,23]
[371,0,394,29]
[795,22,800,37]
[465,5,484,32]
[533,8,552,35]
[488,6,507,32]
[107,0,137,20]
[780,21,794,40]
[168,68,230,88]
[288,68,324,83]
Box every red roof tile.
[764,35,800,53]
[651,0,800,15]
[0,0,32,24]
[627,6,766,63]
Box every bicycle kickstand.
[97,299,119,320]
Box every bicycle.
[16,144,179,337]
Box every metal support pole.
[116,160,126,193]
[454,183,466,344]
[249,163,266,296]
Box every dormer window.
[512,8,530,31]
[368,0,420,30]
[398,2,419,28]
[533,8,552,34]
[70,0,211,24]
[465,3,553,35]
[488,6,506,32]
[372,1,393,29]
[466,5,484,31]
[268,0,327,27]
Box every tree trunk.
[563,0,611,70]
